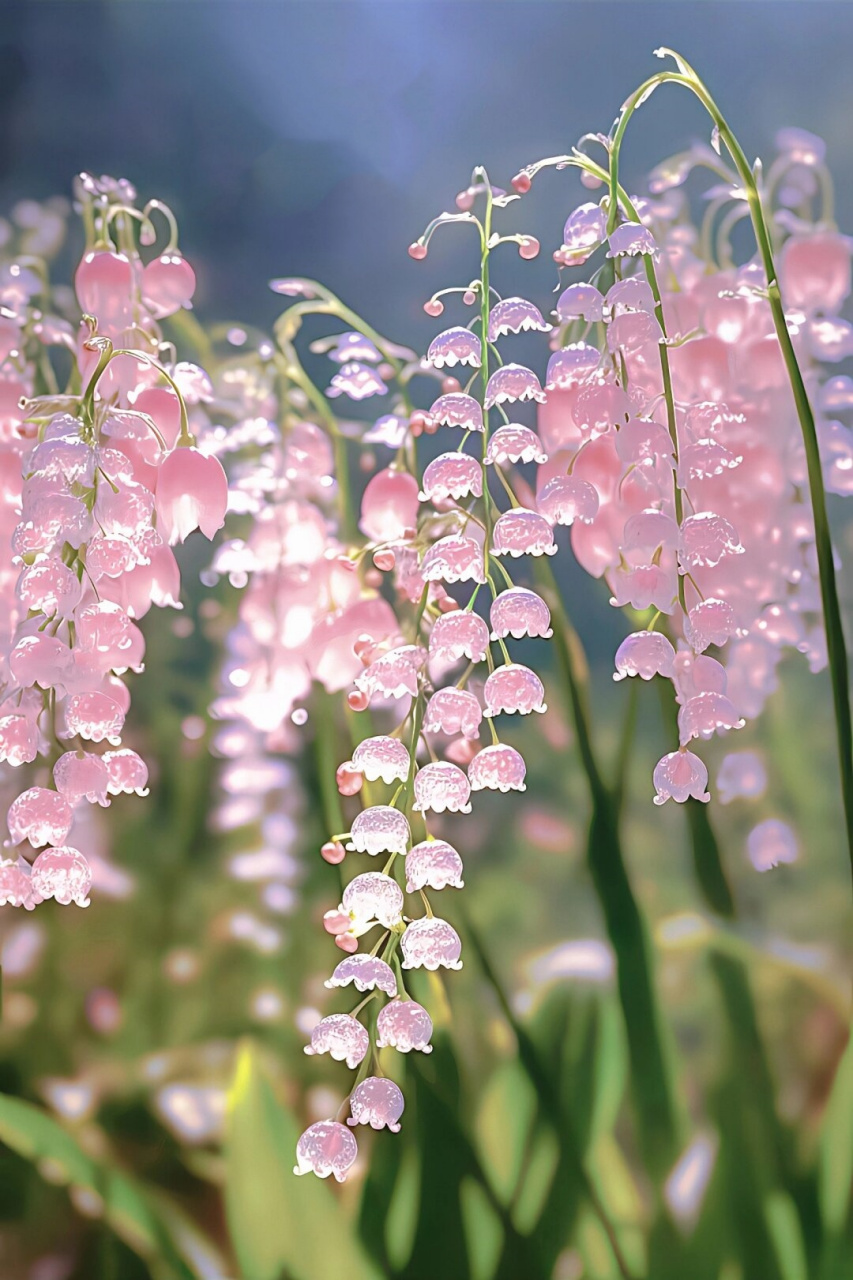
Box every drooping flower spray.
[513,49,853,877]
[0,175,226,911]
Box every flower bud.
[321,840,346,864]
[336,761,363,796]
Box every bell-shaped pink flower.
[0,714,39,768]
[492,508,556,558]
[351,735,410,785]
[652,750,710,805]
[468,743,527,792]
[622,509,680,554]
[427,327,481,369]
[573,381,633,440]
[53,752,111,806]
[346,806,410,856]
[326,954,397,997]
[485,364,546,409]
[485,425,547,466]
[608,560,677,613]
[429,393,484,433]
[413,762,472,814]
[559,203,607,266]
[347,1077,404,1133]
[606,277,656,314]
[304,1013,369,1068]
[607,311,661,355]
[140,253,196,319]
[326,332,382,363]
[488,296,551,340]
[615,418,675,468]
[405,839,464,892]
[614,631,676,682]
[76,602,145,673]
[17,558,82,617]
[327,361,388,400]
[420,453,482,503]
[155,447,227,545]
[678,692,745,743]
[61,691,125,745]
[0,860,43,910]
[678,439,742,484]
[747,819,798,872]
[490,588,552,640]
[717,751,767,805]
[30,846,92,907]
[429,609,489,663]
[376,999,433,1053]
[9,634,72,691]
[423,688,482,739]
[341,871,404,929]
[673,652,727,703]
[359,467,419,542]
[484,664,546,717]
[421,535,486,584]
[294,1121,358,1182]
[401,917,462,971]
[7,787,73,849]
[779,231,851,315]
[102,749,149,796]
[556,283,605,323]
[607,222,657,258]
[26,434,94,486]
[537,474,599,527]
[678,512,744,571]
[683,598,738,652]
[355,646,425,700]
[545,342,600,391]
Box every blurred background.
[0,4,851,1279]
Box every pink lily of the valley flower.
[155,446,228,544]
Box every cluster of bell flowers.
[507,127,853,813]
[294,132,853,1172]
[296,174,567,1181]
[0,175,227,911]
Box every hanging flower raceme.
[513,125,853,805]
[0,174,224,910]
[291,168,558,1179]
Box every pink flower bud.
[408,242,427,260]
[335,761,363,796]
[140,253,196,319]
[320,838,347,866]
[323,909,353,936]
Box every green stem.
[463,911,637,1279]
[535,560,680,1178]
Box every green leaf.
[0,1091,212,1280]
[224,1040,379,1280]
[819,1032,853,1236]
[764,1191,808,1280]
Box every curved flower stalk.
[0,174,226,911]
[288,169,573,1180]
[512,87,853,873]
